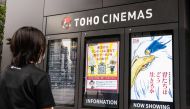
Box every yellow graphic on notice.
[86,42,119,77]
[131,55,155,87]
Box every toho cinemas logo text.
[61,8,153,30]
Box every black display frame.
[84,36,120,108]
[44,33,81,109]
[79,28,125,109]
[124,23,180,109]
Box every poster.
[130,35,173,109]
[83,41,119,108]
[85,41,119,91]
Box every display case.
[45,33,80,109]
[78,29,125,109]
[43,0,189,108]
[124,23,179,109]
[84,38,119,108]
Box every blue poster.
[131,35,173,102]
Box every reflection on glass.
[47,39,77,106]
[83,41,120,108]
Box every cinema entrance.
[44,0,189,109]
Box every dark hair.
[7,26,46,67]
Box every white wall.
[1,0,45,71]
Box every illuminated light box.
[130,33,173,109]
[83,40,120,108]
[86,41,119,91]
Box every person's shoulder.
[23,64,48,84]
[26,64,46,74]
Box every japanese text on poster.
[86,41,119,91]
[131,35,173,102]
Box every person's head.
[7,26,46,67]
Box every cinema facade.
[1,0,190,109]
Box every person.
[0,27,55,109]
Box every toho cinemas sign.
[62,9,152,29]
[46,1,177,35]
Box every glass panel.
[47,38,77,106]
[130,31,174,109]
[83,41,120,108]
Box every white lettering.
[146,8,153,19]
[133,103,145,108]
[113,13,120,22]
[87,17,93,25]
[80,18,86,26]
[74,18,80,27]
[73,8,153,27]
[109,14,112,23]
[128,11,136,20]
[121,12,127,21]
[145,104,170,109]
[102,14,108,24]
[137,10,145,19]
[85,99,117,105]
[94,16,99,25]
